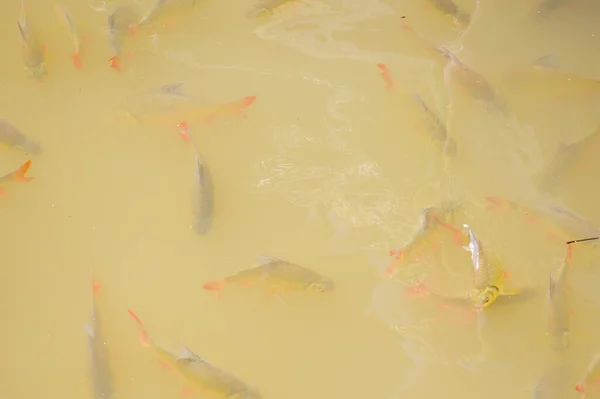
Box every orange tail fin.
[127,309,151,347]
[108,56,120,71]
[9,160,34,182]
[203,280,225,291]
[376,63,394,89]
[72,53,82,69]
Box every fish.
[377,63,394,89]
[462,224,518,310]
[190,143,213,235]
[575,353,600,395]
[438,46,507,115]
[534,364,567,399]
[246,0,300,18]
[203,255,334,297]
[107,5,136,71]
[17,0,46,80]
[84,275,116,399]
[128,310,261,398]
[0,119,41,154]
[56,6,82,69]
[412,93,457,156]
[425,0,470,28]
[384,202,464,278]
[546,244,572,352]
[129,95,257,127]
[399,22,447,65]
[0,160,34,195]
[537,125,600,192]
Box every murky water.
[2,0,600,398]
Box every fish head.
[469,286,499,310]
[306,278,335,293]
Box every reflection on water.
[2,0,600,398]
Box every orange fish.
[178,121,190,142]
[377,63,394,89]
[0,160,34,195]
[56,6,82,69]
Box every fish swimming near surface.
[84,276,116,399]
[575,353,600,396]
[0,160,34,195]
[203,255,335,298]
[412,93,457,156]
[384,202,464,278]
[56,6,82,69]
[107,5,136,71]
[17,0,46,80]
[127,310,261,398]
[190,143,213,235]
[0,119,41,154]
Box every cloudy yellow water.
[2,0,600,398]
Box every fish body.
[547,250,570,352]
[576,353,600,394]
[412,94,457,156]
[176,346,261,399]
[439,47,506,114]
[191,147,213,235]
[204,256,334,294]
[84,282,115,399]
[247,0,299,18]
[534,364,567,399]
[57,7,82,69]
[425,0,470,27]
[385,203,461,277]
[17,1,46,80]
[0,119,41,154]
[0,160,34,194]
[107,5,136,70]
[462,224,506,310]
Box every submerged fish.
[462,224,518,310]
[17,0,46,80]
[546,244,572,352]
[534,364,567,399]
[0,160,34,195]
[412,93,457,156]
[425,0,470,28]
[56,6,82,69]
[107,5,136,71]
[439,47,507,114]
[203,255,334,297]
[246,0,300,18]
[191,144,213,235]
[128,310,260,398]
[576,353,600,395]
[537,125,600,192]
[84,278,115,399]
[384,202,463,278]
[0,119,41,154]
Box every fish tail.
[10,160,34,182]
[376,63,393,89]
[72,52,82,69]
[127,309,152,347]
[203,279,225,292]
[178,121,190,142]
[108,56,120,71]
[241,95,257,108]
[575,382,585,393]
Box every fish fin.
[108,56,120,71]
[92,280,101,294]
[178,121,190,142]
[203,279,225,292]
[83,323,94,337]
[72,53,82,69]
[10,160,34,182]
[158,359,172,370]
[127,309,151,347]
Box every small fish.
[107,5,136,71]
[575,353,600,396]
[56,6,82,69]
[128,310,261,398]
[384,203,463,278]
[534,364,567,399]
[546,244,572,352]
[0,160,34,195]
[0,119,41,154]
[203,255,334,297]
[462,224,517,310]
[438,46,507,115]
[377,63,394,89]
[17,0,46,80]
[412,93,457,156]
[246,0,300,18]
[84,275,116,399]
[177,346,262,399]
[425,0,470,28]
[190,143,213,235]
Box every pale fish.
[0,119,41,154]
[17,0,46,80]
[191,144,213,235]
